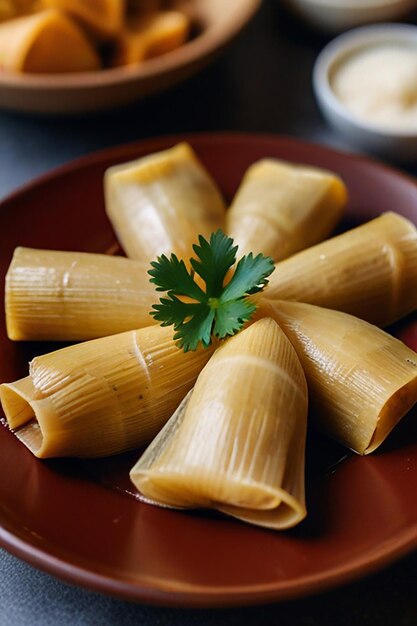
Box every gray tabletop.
[1,2,417,624]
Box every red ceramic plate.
[1,133,417,608]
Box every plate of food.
[0,0,260,114]
[1,132,417,607]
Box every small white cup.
[313,23,417,160]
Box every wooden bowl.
[0,0,261,115]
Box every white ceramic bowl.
[313,23,417,160]
[283,0,417,34]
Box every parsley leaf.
[190,232,238,297]
[149,254,205,301]
[213,298,256,338]
[149,230,274,351]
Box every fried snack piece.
[112,10,189,66]
[0,9,100,72]
[42,0,125,39]
[0,0,42,23]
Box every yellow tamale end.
[104,142,226,262]
[0,377,36,429]
[262,300,417,454]
[131,318,308,530]
[264,212,417,327]
[226,159,347,261]
[0,325,214,458]
[5,247,157,341]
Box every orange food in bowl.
[0,9,100,72]
[0,0,42,23]
[0,0,192,73]
[113,10,190,66]
[42,0,126,39]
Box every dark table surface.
[1,2,417,624]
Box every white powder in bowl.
[331,44,417,132]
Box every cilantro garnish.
[148,230,274,352]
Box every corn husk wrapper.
[105,142,226,263]
[0,325,214,458]
[130,318,308,530]
[112,10,189,67]
[259,300,417,454]
[5,247,158,341]
[265,212,417,327]
[0,9,100,72]
[226,159,347,261]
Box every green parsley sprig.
[149,230,275,351]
